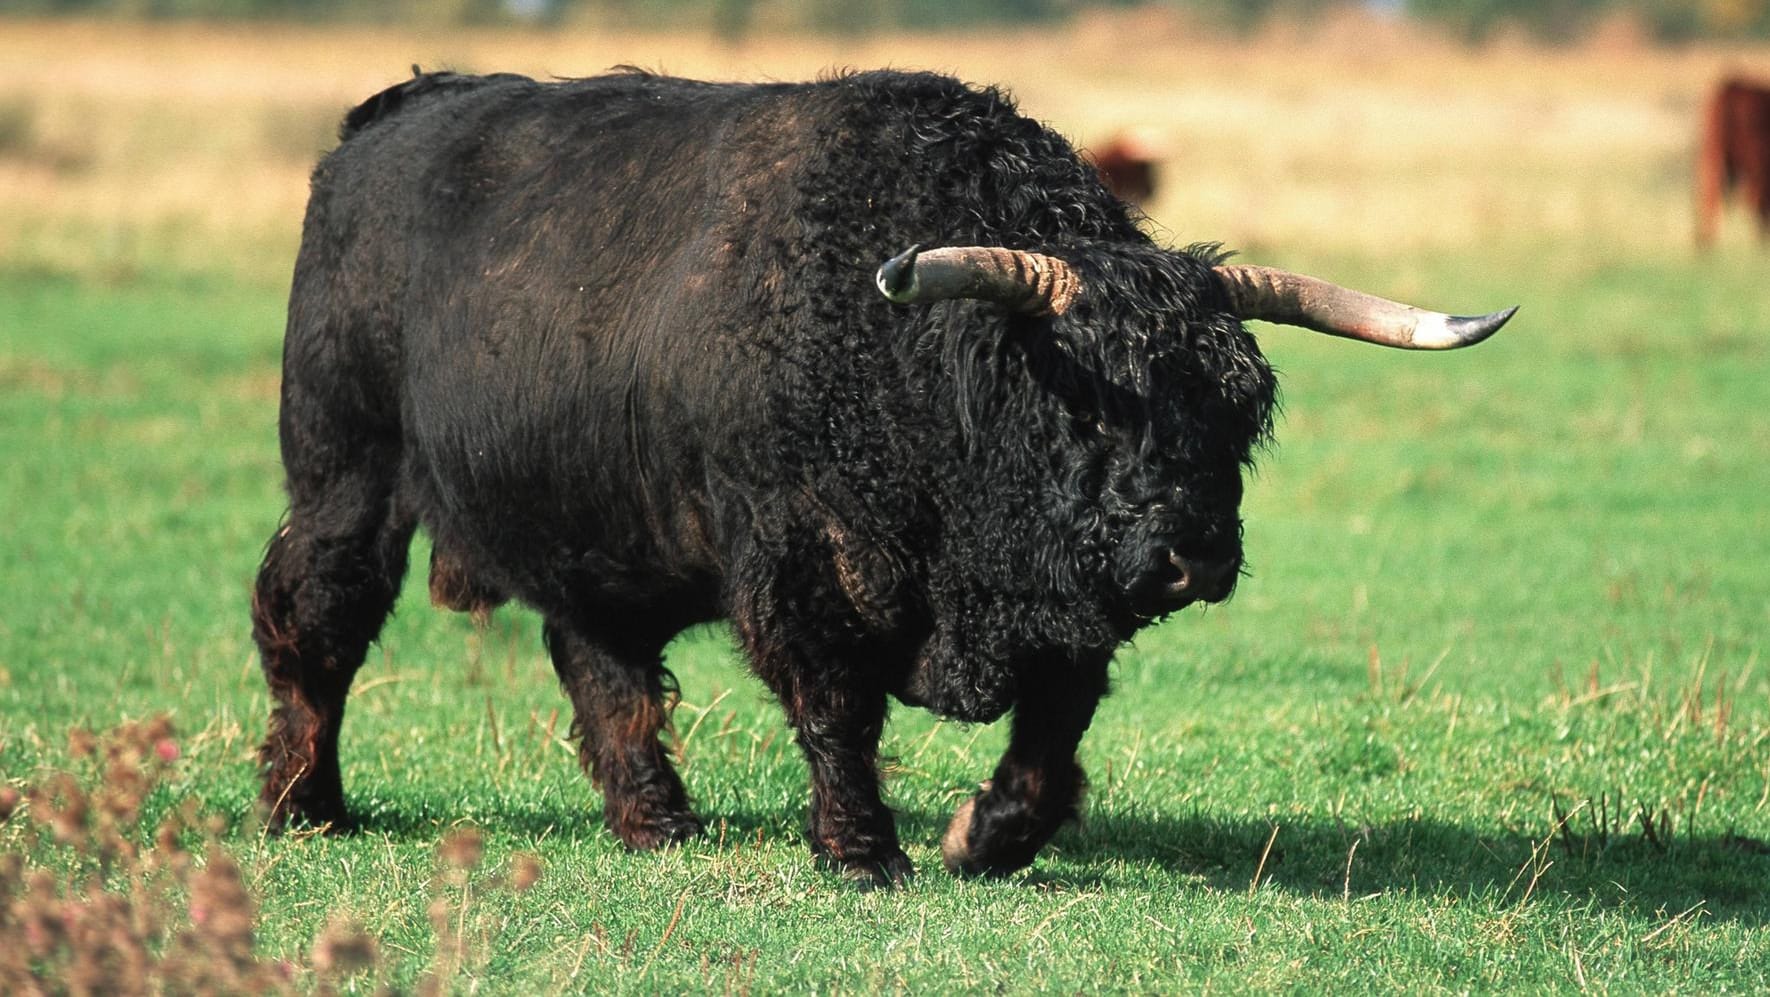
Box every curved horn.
[875,245,1081,316]
[1214,264,1517,349]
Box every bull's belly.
[409,471,724,631]
[425,529,724,632]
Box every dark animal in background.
[1084,130,1163,204]
[1696,77,1770,247]
[253,68,1513,886]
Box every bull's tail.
[339,66,533,141]
[1695,84,1731,249]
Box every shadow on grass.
[1035,807,1770,925]
[336,794,1769,923]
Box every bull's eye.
[1070,412,1112,441]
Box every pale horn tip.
[875,244,922,302]
[1427,304,1518,349]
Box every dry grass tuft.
[0,718,545,994]
[311,916,380,987]
[0,717,293,994]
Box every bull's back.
[291,72,829,612]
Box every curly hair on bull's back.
[251,66,1510,888]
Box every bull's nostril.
[1166,550,1194,594]
[1131,549,1237,618]
[1166,550,1238,605]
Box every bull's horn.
[875,245,1081,317]
[1214,264,1517,349]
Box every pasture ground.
[2,13,1768,992]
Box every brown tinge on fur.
[821,520,906,631]
[427,545,506,620]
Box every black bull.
[253,69,1513,886]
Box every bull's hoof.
[940,793,986,876]
[259,791,355,835]
[940,781,1041,878]
[611,810,705,851]
[819,849,916,891]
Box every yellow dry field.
[1,11,1768,286]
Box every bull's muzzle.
[1165,550,1239,605]
[1130,550,1240,618]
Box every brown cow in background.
[1085,130,1165,205]
[1696,77,1770,247]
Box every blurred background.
[2,0,1769,288]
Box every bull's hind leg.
[253,346,414,830]
[543,621,703,849]
[941,652,1109,877]
[252,467,413,830]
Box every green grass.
[2,247,1768,992]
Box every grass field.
[3,13,1770,992]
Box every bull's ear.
[1214,265,1516,349]
[875,245,1081,316]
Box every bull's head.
[876,243,1515,624]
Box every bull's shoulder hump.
[340,70,535,141]
[551,68,993,121]
[547,71,818,115]
[825,69,1015,113]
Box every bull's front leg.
[761,660,912,889]
[543,620,703,850]
[941,651,1109,877]
[733,537,912,888]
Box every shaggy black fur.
[253,68,1277,885]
